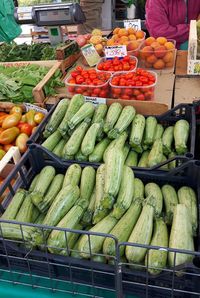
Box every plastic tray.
[27,101,196,171]
[0,148,200,298]
[96,56,138,74]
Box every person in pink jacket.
[145,0,200,49]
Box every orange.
[165,61,174,68]
[113,27,120,35]
[164,41,175,50]
[140,46,153,58]
[127,40,139,51]
[145,61,153,68]
[153,59,165,69]
[128,27,136,35]
[151,42,160,49]
[135,30,145,40]
[145,37,156,46]
[146,54,157,64]
[156,37,167,45]
[128,34,136,41]
[154,46,167,58]
[118,28,128,37]
[163,51,173,63]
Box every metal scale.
[14,3,86,45]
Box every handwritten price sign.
[105,45,127,58]
[85,96,106,105]
[124,19,142,31]
[81,44,101,67]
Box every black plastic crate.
[0,148,200,297]
[27,101,196,172]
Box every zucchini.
[71,240,82,259]
[138,151,150,168]
[174,119,189,155]
[36,174,64,213]
[68,102,95,130]
[168,151,176,169]
[81,189,96,226]
[145,218,168,275]
[28,175,39,193]
[103,201,142,257]
[177,186,197,235]
[129,114,145,153]
[34,213,47,224]
[62,120,90,157]
[53,138,68,158]
[108,106,136,139]
[122,144,130,163]
[112,166,134,219]
[154,124,164,141]
[15,194,35,223]
[78,214,117,259]
[58,94,85,137]
[31,206,40,223]
[63,164,82,188]
[91,253,106,264]
[103,102,122,133]
[47,203,85,255]
[103,131,128,162]
[147,139,163,168]
[30,166,56,209]
[162,185,178,225]
[125,150,138,167]
[1,189,27,220]
[143,116,157,146]
[133,178,144,201]
[80,166,96,202]
[75,149,88,162]
[126,204,154,263]
[92,104,108,124]
[42,130,62,152]
[160,155,168,170]
[93,164,107,224]
[145,183,163,217]
[44,98,69,135]
[103,148,124,209]
[0,222,33,243]
[162,126,174,155]
[89,138,111,163]
[81,122,101,156]
[168,204,194,267]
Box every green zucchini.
[68,102,95,130]
[103,131,128,162]
[28,175,39,193]
[1,189,27,220]
[133,178,144,201]
[177,186,197,235]
[103,102,122,133]
[0,222,33,243]
[15,194,35,223]
[112,166,134,219]
[78,214,118,259]
[53,138,68,158]
[63,164,82,188]
[81,189,96,226]
[160,155,168,170]
[44,99,69,136]
[168,151,176,169]
[168,204,194,267]
[138,151,150,168]
[104,201,142,257]
[147,139,163,168]
[174,120,189,155]
[58,94,85,137]
[91,253,106,263]
[42,130,62,151]
[143,116,157,146]
[125,150,138,167]
[122,144,130,163]
[145,183,163,217]
[34,213,47,224]
[81,122,101,156]
[36,174,64,213]
[162,185,178,224]
[126,204,154,263]
[31,206,40,223]
[108,106,136,139]
[145,218,168,275]
[154,124,164,141]
[80,166,96,202]
[92,104,108,124]
[62,120,90,157]
[129,114,146,153]
[162,126,174,155]
[75,149,88,162]
[89,138,111,163]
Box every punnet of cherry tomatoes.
[110,69,157,101]
[66,66,111,98]
[96,56,138,73]
[0,106,45,160]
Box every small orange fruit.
[156,37,167,45]
[128,34,136,41]
[164,41,175,50]
[128,27,136,35]
[135,30,145,40]
[163,51,174,63]
[118,28,128,37]
[154,46,167,58]
[113,27,120,35]
[145,37,156,46]
[146,54,157,64]
[153,59,165,69]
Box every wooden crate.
[187,20,200,75]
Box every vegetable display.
[0,64,64,103]
[1,151,197,275]
[40,95,190,170]
[97,56,137,73]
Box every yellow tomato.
[34,112,45,124]
[10,106,23,115]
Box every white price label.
[124,19,142,31]
[24,103,47,114]
[17,7,32,20]
[84,96,106,105]
[81,44,101,67]
[104,45,127,58]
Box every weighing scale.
[14,3,86,45]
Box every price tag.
[104,45,127,58]
[24,103,47,114]
[17,7,32,20]
[81,44,101,67]
[124,19,142,31]
[84,96,106,105]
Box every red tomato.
[136,94,145,101]
[99,90,108,97]
[76,75,84,84]
[71,71,79,78]
[20,123,33,136]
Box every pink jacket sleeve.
[145,0,189,44]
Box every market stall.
[0,3,200,298]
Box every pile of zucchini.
[1,151,197,275]
[41,95,190,169]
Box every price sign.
[81,44,101,67]
[24,103,47,114]
[17,7,32,20]
[124,19,142,31]
[84,96,106,105]
[104,45,127,58]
